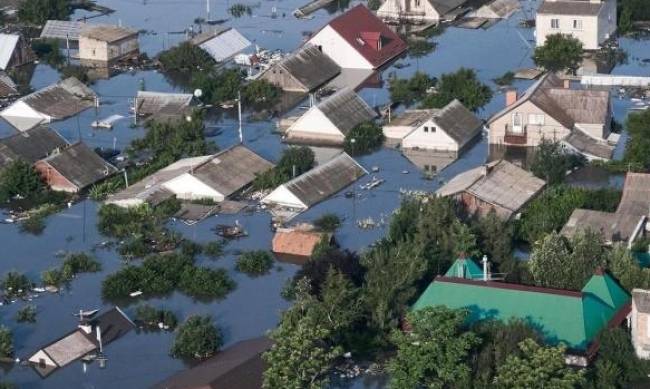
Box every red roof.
[326,5,407,68]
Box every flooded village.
[1,0,650,388]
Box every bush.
[344,122,384,156]
[236,251,274,276]
[228,3,252,17]
[0,326,13,359]
[388,72,436,106]
[533,33,583,73]
[204,240,226,259]
[1,272,32,298]
[134,304,177,330]
[253,147,315,190]
[191,69,243,105]
[624,109,650,171]
[313,213,341,232]
[530,139,585,185]
[16,305,37,323]
[0,160,45,203]
[242,79,280,108]
[158,42,215,72]
[18,0,71,25]
[61,252,101,280]
[170,315,222,360]
[493,71,515,86]
[420,68,493,112]
[178,267,236,299]
[31,39,64,66]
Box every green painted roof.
[444,258,483,279]
[413,270,630,350]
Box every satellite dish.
[194,89,203,98]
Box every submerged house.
[191,27,251,63]
[377,0,467,24]
[106,145,273,207]
[34,142,118,193]
[152,337,272,389]
[385,99,483,155]
[561,172,650,246]
[0,126,68,168]
[413,258,631,366]
[535,0,617,51]
[262,153,367,216]
[40,20,85,42]
[487,73,615,160]
[466,0,520,19]
[436,160,546,219]
[284,88,376,146]
[28,307,135,377]
[272,225,332,264]
[0,33,35,71]
[260,45,340,93]
[0,77,97,132]
[134,91,194,123]
[79,24,139,66]
[306,5,407,70]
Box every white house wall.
[377,0,442,22]
[28,350,57,368]
[287,107,345,139]
[383,124,417,140]
[162,173,225,202]
[262,185,307,210]
[402,119,460,152]
[307,26,373,69]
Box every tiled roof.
[272,228,328,257]
[42,142,118,190]
[316,88,376,136]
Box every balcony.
[504,124,527,145]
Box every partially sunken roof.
[429,99,483,147]
[317,88,376,135]
[152,337,273,389]
[437,160,546,216]
[136,91,193,118]
[40,20,84,40]
[537,0,604,16]
[468,0,520,18]
[272,227,328,258]
[275,45,340,91]
[413,261,631,350]
[324,5,407,68]
[42,142,118,190]
[564,129,614,160]
[428,0,467,16]
[80,24,137,43]
[0,126,68,167]
[0,33,19,70]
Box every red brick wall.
[33,161,79,193]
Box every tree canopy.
[344,122,384,156]
[0,326,13,359]
[533,33,584,73]
[170,315,222,360]
[253,146,315,189]
[0,160,46,203]
[623,108,650,171]
[530,139,585,185]
[18,0,71,25]
[420,68,493,112]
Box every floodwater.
[0,0,648,387]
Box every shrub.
[1,272,32,298]
[134,304,177,330]
[16,305,37,323]
[624,109,650,170]
[0,160,45,203]
[344,122,384,156]
[313,213,341,232]
[61,252,101,280]
[530,139,585,185]
[0,326,13,359]
[178,267,236,299]
[228,3,252,17]
[170,315,222,360]
[236,251,274,276]
[204,240,226,259]
[493,71,515,86]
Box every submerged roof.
[437,160,546,216]
[274,45,340,91]
[538,0,604,16]
[152,337,272,389]
[192,28,251,62]
[40,20,85,40]
[0,33,19,70]
[272,227,328,257]
[468,0,520,18]
[413,259,631,350]
[322,5,407,68]
[427,99,483,146]
[80,24,137,42]
[315,88,376,135]
[0,126,68,167]
[136,91,193,118]
[42,143,118,189]
[564,129,614,160]
[0,71,17,97]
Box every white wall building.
[377,0,466,24]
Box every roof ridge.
[436,276,584,297]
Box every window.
[551,19,559,29]
[431,126,436,133]
[512,112,523,133]
[423,126,429,133]
[528,114,545,125]
[415,0,421,6]
[573,19,582,30]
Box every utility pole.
[206,0,210,21]
[238,91,243,144]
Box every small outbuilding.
[285,88,376,146]
[436,160,546,219]
[191,27,251,63]
[34,142,118,193]
[0,33,35,71]
[272,225,332,264]
[0,126,68,168]
[261,44,340,93]
[79,24,139,66]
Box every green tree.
[158,42,215,72]
[533,34,584,73]
[0,326,13,359]
[529,232,573,288]
[387,306,480,389]
[18,0,71,25]
[624,108,650,170]
[16,305,37,323]
[565,229,606,288]
[313,213,341,232]
[420,68,493,112]
[494,339,585,388]
[607,244,650,291]
[344,121,384,156]
[0,160,45,203]
[191,69,243,104]
[388,72,436,106]
[1,271,32,298]
[235,250,274,276]
[242,79,280,108]
[588,328,649,388]
[170,315,222,360]
[530,139,584,185]
[253,146,315,189]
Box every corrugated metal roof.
[80,24,138,43]
[538,0,603,16]
[43,142,118,190]
[40,20,85,40]
[136,91,193,117]
[0,33,19,70]
[317,88,376,135]
[196,28,251,62]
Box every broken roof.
[323,5,407,68]
[437,160,546,215]
[136,91,193,118]
[564,129,614,160]
[468,0,520,18]
[537,0,603,16]
[273,45,340,91]
[429,0,467,16]
[80,24,137,43]
[427,99,483,147]
[0,126,68,167]
[0,33,19,70]
[40,20,85,40]
[192,27,251,62]
[316,88,376,135]
[152,337,272,389]
[0,71,18,97]
[42,142,118,190]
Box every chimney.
[563,79,571,89]
[482,255,490,281]
[505,89,518,107]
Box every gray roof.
[42,142,118,190]
[275,45,340,91]
[80,24,137,43]
[429,99,482,147]
[0,126,68,168]
[0,71,17,97]
[428,0,467,15]
[633,289,650,314]
[317,88,376,135]
[40,20,84,40]
[282,153,367,208]
[136,91,193,118]
[152,337,272,389]
[386,109,438,127]
[0,33,19,70]
[537,0,603,16]
[617,173,650,217]
[564,129,614,160]
[437,160,546,216]
[468,0,520,18]
[191,28,251,62]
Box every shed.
[34,142,118,192]
[135,91,194,123]
[0,71,18,98]
[40,20,85,41]
[285,88,376,146]
[79,24,139,65]
[0,77,97,131]
[436,160,546,219]
[0,126,68,168]
[262,152,367,211]
[191,27,251,63]
[0,33,35,71]
[261,45,340,93]
[272,226,331,264]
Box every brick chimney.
[505,89,518,107]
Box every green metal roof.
[444,257,483,279]
[413,261,631,350]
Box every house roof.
[427,99,483,147]
[0,126,68,168]
[617,173,650,216]
[385,109,438,128]
[428,0,467,16]
[537,0,604,16]
[468,0,520,18]
[445,257,484,279]
[564,129,614,160]
[316,88,376,136]
[136,91,193,118]
[40,20,85,40]
[0,71,18,97]
[324,5,407,68]
[192,28,251,62]
[152,337,273,389]
[42,330,97,368]
[274,45,340,91]
[0,33,19,70]
[413,259,631,350]
[633,289,650,314]
[41,142,118,190]
[272,228,328,257]
[437,160,546,216]
[80,24,137,43]
[89,306,136,345]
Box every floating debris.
[214,221,248,239]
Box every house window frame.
[512,112,523,133]
[551,19,560,29]
[573,19,583,30]
[423,126,429,133]
[528,114,545,126]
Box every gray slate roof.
[276,45,340,91]
[16,77,96,119]
[0,126,68,168]
[40,20,84,40]
[282,153,367,208]
[136,91,193,119]
[537,0,603,16]
[469,0,520,18]
[564,129,614,160]
[317,88,376,135]
[43,142,118,190]
[429,99,482,147]
[386,109,438,128]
